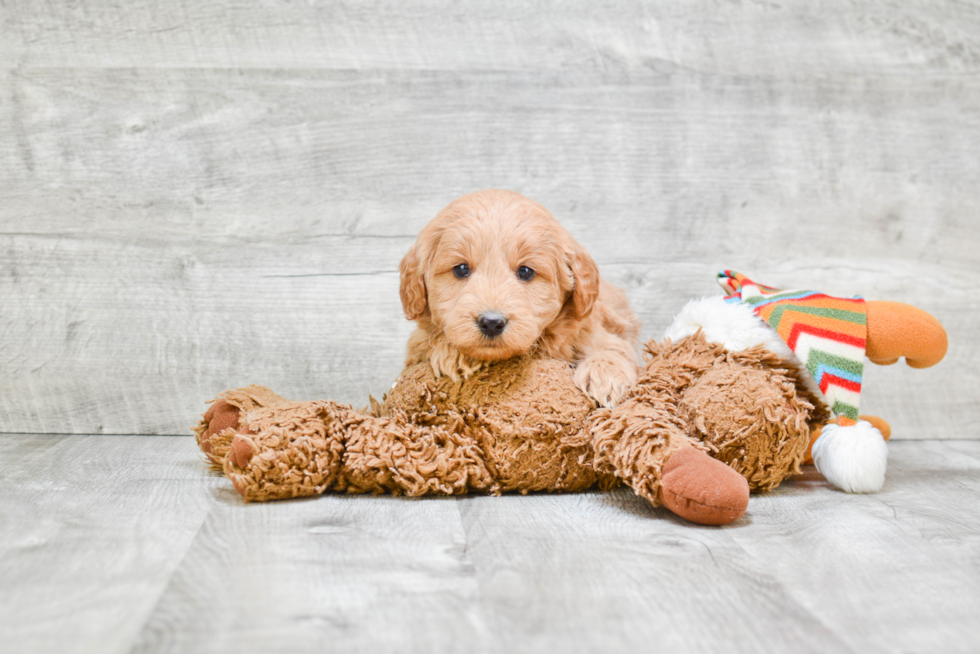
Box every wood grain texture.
[1,2,978,435]
[3,0,980,73]
[0,435,222,654]
[2,435,979,653]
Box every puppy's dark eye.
[453,263,470,279]
[517,265,535,281]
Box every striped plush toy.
[664,271,948,493]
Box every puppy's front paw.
[574,354,638,407]
[427,341,484,381]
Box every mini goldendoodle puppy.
[399,189,641,407]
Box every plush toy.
[666,271,949,493]
[194,271,946,526]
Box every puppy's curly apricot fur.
[399,189,641,407]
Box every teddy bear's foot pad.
[228,434,256,469]
[660,448,750,526]
[197,400,242,466]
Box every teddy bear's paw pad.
[660,448,750,526]
[228,434,256,469]
[197,400,242,465]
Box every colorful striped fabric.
[718,270,868,425]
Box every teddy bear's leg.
[659,448,751,526]
[196,400,241,469]
[590,382,749,526]
[222,401,350,501]
[219,404,491,500]
[677,356,815,493]
[196,387,495,500]
[194,384,301,468]
[194,386,348,501]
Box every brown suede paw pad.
[196,400,242,466]
[660,448,750,526]
[229,434,256,469]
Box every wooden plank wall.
[1,1,978,436]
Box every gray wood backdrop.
[1,0,978,437]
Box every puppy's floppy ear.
[399,243,427,320]
[567,242,600,319]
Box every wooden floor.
[2,435,978,654]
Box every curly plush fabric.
[381,355,615,493]
[589,333,828,505]
[194,336,823,508]
[194,385,348,501]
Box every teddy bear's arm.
[196,387,494,501]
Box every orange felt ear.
[865,301,948,368]
[567,244,599,320]
[398,244,427,320]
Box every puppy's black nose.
[477,312,508,338]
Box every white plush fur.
[810,420,888,493]
[664,296,824,402]
[664,296,794,357]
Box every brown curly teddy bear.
[195,272,946,526]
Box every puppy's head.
[400,189,599,361]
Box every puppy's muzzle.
[477,312,508,338]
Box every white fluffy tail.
[811,420,888,493]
